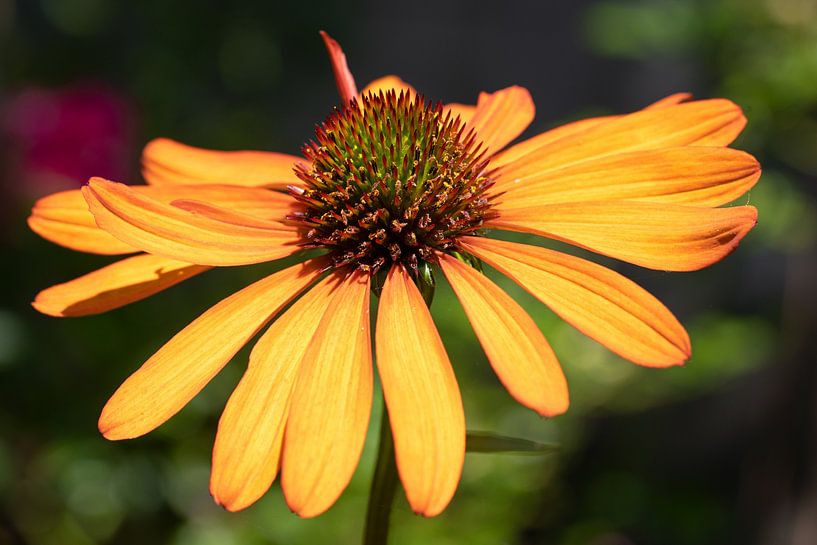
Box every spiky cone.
[29,31,760,518]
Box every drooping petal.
[491,92,691,168]
[282,270,372,518]
[492,99,747,180]
[211,274,338,512]
[320,31,358,103]
[460,237,691,367]
[496,147,761,207]
[33,254,209,317]
[98,258,324,440]
[438,254,568,416]
[375,265,465,517]
[142,138,304,189]
[467,86,535,154]
[83,178,302,266]
[28,189,136,255]
[489,201,757,272]
[361,75,416,97]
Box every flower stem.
[363,399,398,545]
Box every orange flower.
[30,32,760,517]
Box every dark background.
[1,1,816,544]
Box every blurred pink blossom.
[2,84,135,201]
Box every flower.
[3,84,134,199]
[29,32,760,518]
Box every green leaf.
[465,431,560,455]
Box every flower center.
[289,90,497,276]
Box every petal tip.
[211,493,248,513]
[25,214,39,233]
[534,395,570,418]
[98,423,126,441]
[284,496,327,519]
[209,482,251,513]
[30,297,63,318]
[319,30,357,103]
[635,346,691,368]
[98,406,141,441]
[410,498,450,518]
[143,137,173,152]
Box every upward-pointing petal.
[361,75,416,98]
[445,103,477,125]
[467,86,535,155]
[98,258,324,440]
[320,31,358,103]
[375,265,465,517]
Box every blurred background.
[1,0,816,544]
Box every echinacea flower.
[30,32,760,518]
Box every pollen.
[289,90,497,275]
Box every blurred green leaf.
[466,432,560,455]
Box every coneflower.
[29,31,759,519]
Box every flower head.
[29,32,759,517]
[292,90,496,275]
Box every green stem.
[363,400,399,545]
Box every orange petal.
[282,270,372,518]
[33,254,208,317]
[375,265,465,517]
[29,185,299,255]
[170,199,296,231]
[211,275,338,512]
[83,178,302,266]
[438,254,568,416]
[644,92,692,109]
[491,92,693,169]
[98,258,323,440]
[460,237,691,367]
[141,184,301,221]
[142,138,304,189]
[361,76,477,124]
[489,201,758,272]
[445,103,477,125]
[491,116,618,169]
[496,147,761,207]
[28,189,136,255]
[361,75,416,97]
[493,99,747,180]
[320,31,358,103]
[468,86,535,154]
